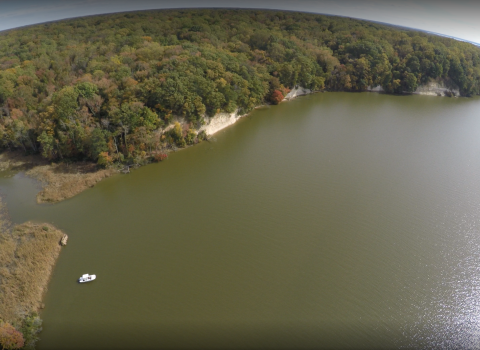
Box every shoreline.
[0,152,118,204]
[367,79,461,97]
[0,87,314,204]
[0,85,463,348]
[0,84,453,205]
[0,88,315,347]
[0,197,66,347]
[199,86,316,137]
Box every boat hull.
[78,274,96,283]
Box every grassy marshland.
[0,198,65,348]
[0,151,116,203]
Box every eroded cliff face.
[413,81,460,97]
[367,85,385,92]
[198,110,245,136]
[176,79,462,139]
[284,86,313,100]
[367,80,460,97]
[199,86,313,136]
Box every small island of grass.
[0,198,66,349]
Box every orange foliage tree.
[154,152,168,162]
[97,151,114,167]
[0,322,24,350]
[270,90,284,105]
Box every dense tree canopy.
[1,9,479,164]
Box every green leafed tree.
[52,86,79,121]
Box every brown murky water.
[2,92,480,349]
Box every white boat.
[79,274,96,283]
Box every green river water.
[2,92,480,349]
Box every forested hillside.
[1,9,480,165]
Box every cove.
[3,92,480,349]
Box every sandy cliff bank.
[199,110,246,136]
[367,80,460,97]
[413,81,460,96]
[284,86,313,100]
[199,86,314,137]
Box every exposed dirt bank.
[367,79,460,97]
[199,86,315,137]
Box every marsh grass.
[0,152,47,174]
[0,199,64,325]
[0,151,117,203]
[27,163,116,203]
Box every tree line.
[1,9,479,165]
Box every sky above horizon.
[0,0,479,44]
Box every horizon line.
[1,6,479,47]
